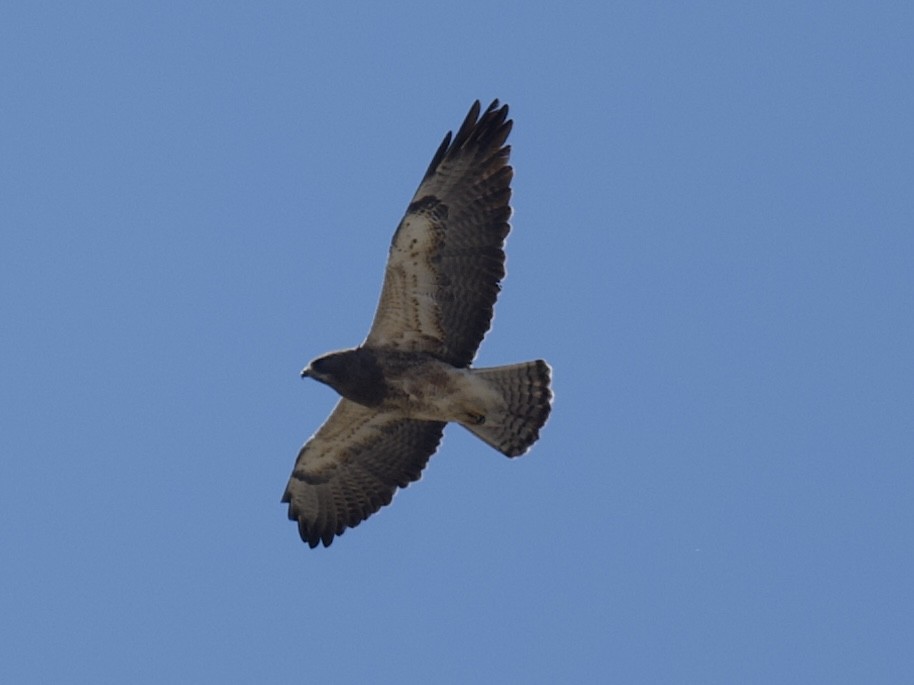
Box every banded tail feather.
[463,360,552,457]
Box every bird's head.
[300,347,386,407]
[300,351,346,385]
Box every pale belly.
[385,360,505,424]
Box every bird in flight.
[283,100,552,547]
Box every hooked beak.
[300,366,311,379]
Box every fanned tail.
[463,360,552,457]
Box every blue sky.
[2,2,913,683]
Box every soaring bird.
[283,100,552,547]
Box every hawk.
[283,100,552,547]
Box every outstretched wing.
[282,400,445,548]
[365,100,513,368]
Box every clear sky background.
[2,3,912,683]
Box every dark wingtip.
[421,99,511,182]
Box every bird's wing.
[364,100,513,368]
[282,399,445,548]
